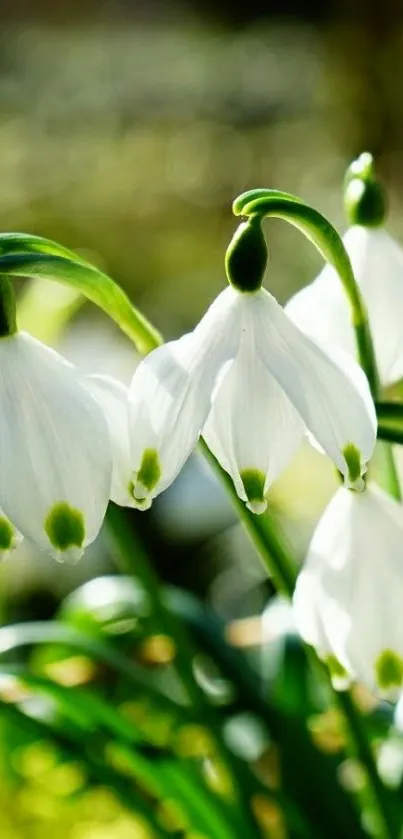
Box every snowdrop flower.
[286,153,403,387]
[128,218,377,512]
[0,281,113,561]
[293,483,403,701]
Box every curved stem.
[233,191,379,398]
[234,190,401,502]
[0,250,161,355]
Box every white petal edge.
[202,307,305,512]
[85,374,134,508]
[250,289,377,484]
[128,287,242,507]
[286,226,403,387]
[294,485,403,698]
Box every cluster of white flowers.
[290,216,403,702]
[0,229,377,561]
[2,155,403,701]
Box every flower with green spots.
[286,153,403,389]
[293,483,403,701]
[0,331,113,561]
[128,220,376,512]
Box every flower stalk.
[233,190,380,399]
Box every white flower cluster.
[0,233,377,561]
[289,224,403,701]
[1,177,403,701]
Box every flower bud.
[344,152,386,227]
[225,217,268,293]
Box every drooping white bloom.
[293,483,403,701]
[128,285,376,512]
[0,332,113,561]
[286,226,403,387]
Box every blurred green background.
[1,0,403,835]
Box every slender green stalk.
[233,189,402,505]
[106,504,264,839]
[200,441,297,594]
[338,691,398,839]
[233,192,379,397]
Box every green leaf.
[166,588,370,839]
[0,621,187,720]
[0,665,239,839]
[0,235,161,354]
[377,402,403,444]
[0,698,174,838]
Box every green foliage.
[0,507,400,839]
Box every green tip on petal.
[135,448,161,492]
[375,649,403,691]
[130,448,161,507]
[0,516,15,552]
[240,468,267,514]
[343,443,365,491]
[344,152,387,227]
[225,216,268,293]
[45,502,85,554]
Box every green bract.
[344,153,387,227]
[225,217,267,293]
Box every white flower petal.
[0,332,112,561]
[202,315,305,513]
[294,484,403,699]
[128,287,241,507]
[251,289,376,485]
[85,375,133,508]
[286,226,403,387]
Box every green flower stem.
[106,504,264,839]
[200,441,297,594]
[337,690,398,839]
[233,191,379,399]
[233,189,401,502]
